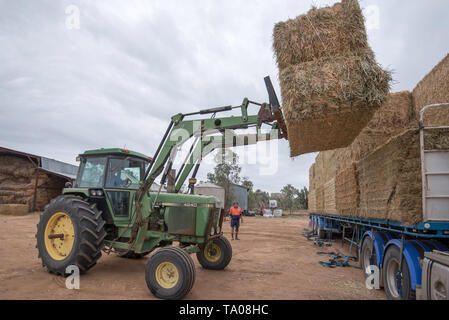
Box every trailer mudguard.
[383,240,426,290]
[362,231,394,267]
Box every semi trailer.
[309,103,449,300]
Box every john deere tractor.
[36,77,287,299]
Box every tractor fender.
[382,239,426,290]
[361,231,394,267]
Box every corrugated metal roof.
[0,146,78,181]
[41,157,78,180]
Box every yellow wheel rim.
[204,243,221,263]
[155,262,179,289]
[44,212,75,261]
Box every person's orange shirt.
[230,207,242,216]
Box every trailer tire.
[197,236,232,270]
[383,245,415,300]
[360,236,376,278]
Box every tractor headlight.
[90,189,103,197]
[210,227,215,236]
[216,226,221,234]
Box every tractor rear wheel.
[36,195,106,275]
[196,236,232,270]
[145,247,195,300]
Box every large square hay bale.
[323,178,337,214]
[357,129,422,224]
[273,0,368,68]
[308,189,317,212]
[335,163,359,217]
[413,54,449,126]
[350,91,415,161]
[315,185,325,213]
[280,53,391,156]
[0,204,29,216]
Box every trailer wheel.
[145,247,195,300]
[360,236,376,278]
[197,236,232,270]
[383,245,415,300]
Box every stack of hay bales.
[274,0,391,157]
[0,155,66,213]
[308,53,449,225]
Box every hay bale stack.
[413,54,449,126]
[357,129,422,224]
[335,163,359,217]
[274,0,392,157]
[0,155,67,212]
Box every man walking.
[229,202,243,240]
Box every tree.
[280,184,300,214]
[207,151,242,209]
[296,187,309,210]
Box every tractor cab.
[70,148,151,222]
[75,148,150,191]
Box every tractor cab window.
[105,157,145,189]
[76,157,107,188]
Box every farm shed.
[0,147,78,214]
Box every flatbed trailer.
[309,103,449,300]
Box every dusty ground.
[0,213,385,300]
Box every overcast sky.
[1,0,448,194]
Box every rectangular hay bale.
[357,129,422,225]
[335,163,359,217]
[280,53,391,156]
[413,54,449,126]
[273,0,369,68]
[323,178,337,214]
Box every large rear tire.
[145,247,195,300]
[36,195,106,275]
[382,245,415,300]
[196,236,232,270]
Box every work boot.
[231,234,234,240]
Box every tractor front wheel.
[145,247,195,300]
[36,195,106,275]
[196,236,232,270]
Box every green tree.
[280,184,300,214]
[207,152,242,209]
[296,187,309,210]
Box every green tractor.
[36,77,287,299]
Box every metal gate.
[421,103,449,221]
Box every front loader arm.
[138,76,287,202]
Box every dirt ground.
[0,213,385,300]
